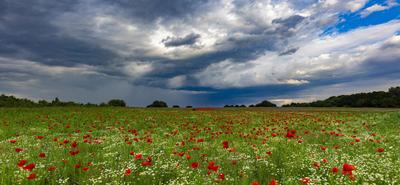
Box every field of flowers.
[0,107,399,185]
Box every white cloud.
[167,75,187,88]
[361,1,398,17]
[195,20,400,88]
[122,62,154,79]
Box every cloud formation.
[0,0,399,106]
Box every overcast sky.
[0,0,399,106]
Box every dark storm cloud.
[0,0,117,67]
[162,33,201,47]
[103,0,210,22]
[279,48,299,56]
[1,0,399,106]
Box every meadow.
[0,107,399,185]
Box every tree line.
[0,95,126,107]
[282,86,400,108]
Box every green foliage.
[0,95,127,108]
[283,86,400,107]
[147,100,168,108]
[107,99,126,107]
[255,100,276,107]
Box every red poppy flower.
[266,151,273,155]
[23,163,36,171]
[271,133,278,137]
[82,167,89,172]
[342,163,356,176]
[36,136,44,139]
[222,141,229,149]
[218,173,225,180]
[286,130,296,138]
[27,173,36,180]
[69,150,80,156]
[377,148,384,153]
[74,164,81,169]
[39,152,46,158]
[208,161,219,172]
[269,179,278,185]
[15,148,23,153]
[129,151,135,156]
[331,167,339,173]
[9,140,16,144]
[141,161,152,166]
[71,141,78,148]
[48,166,56,172]
[135,154,142,160]
[301,177,310,184]
[17,160,27,168]
[191,162,199,169]
[178,152,185,157]
[125,168,132,176]
[252,180,260,185]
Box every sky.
[0,0,399,107]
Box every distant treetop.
[147,100,168,108]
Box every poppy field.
[1,107,399,185]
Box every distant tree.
[186,105,193,108]
[255,100,277,107]
[147,100,168,108]
[172,105,180,108]
[107,99,126,107]
[249,104,255,107]
[282,86,400,108]
[240,105,246,107]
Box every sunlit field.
[1,107,399,185]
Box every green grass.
[0,107,399,184]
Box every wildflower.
[48,166,56,172]
[342,163,356,176]
[15,148,23,153]
[36,136,44,139]
[17,160,27,168]
[27,173,36,180]
[69,150,80,156]
[269,179,278,185]
[74,164,81,169]
[82,167,89,172]
[135,154,142,160]
[286,130,296,138]
[218,173,225,180]
[301,177,310,184]
[9,140,16,144]
[71,141,78,148]
[331,167,339,173]
[23,163,36,171]
[208,161,219,172]
[191,162,199,169]
[222,141,229,149]
[252,180,260,185]
[377,148,384,153]
[125,168,132,176]
[39,152,46,158]
[141,161,152,166]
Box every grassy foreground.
[0,107,399,184]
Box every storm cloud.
[0,0,399,106]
